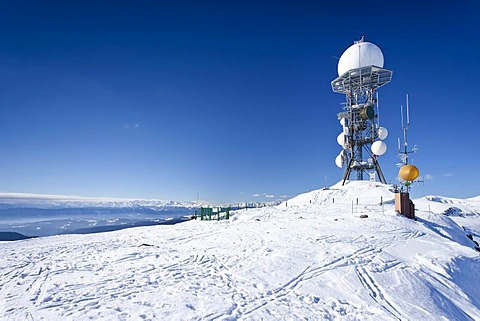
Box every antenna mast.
[397,94,420,193]
[332,38,392,185]
[399,94,416,166]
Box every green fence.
[197,207,230,221]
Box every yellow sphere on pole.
[399,164,419,181]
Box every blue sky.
[0,1,478,203]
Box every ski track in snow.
[1,181,479,320]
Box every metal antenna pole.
[406,93,410,127]
[376,92,380,127]
[399,94,411,165]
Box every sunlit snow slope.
[1,181,479,320]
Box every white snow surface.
[1,181,479,320]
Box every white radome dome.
[337,41,384,76]
[371,140,387,156]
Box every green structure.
[198,207,230,221]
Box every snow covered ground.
[1,181,479,320]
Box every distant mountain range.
[0,192,198,209]
[0,231,33,241]
[0,193,198,239]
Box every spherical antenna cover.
[371,140,387,155]
[399,164,419,181]
[338,41,384,76]
[377,127,388,140]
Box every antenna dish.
[377,127,388,140]
[360,106,375,120]
[337,132,346,147]
[337,41,384,76]
[371,141,387,155]
[335,154,343,168]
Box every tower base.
[342,157,387,186]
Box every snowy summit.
[1,181,479,320]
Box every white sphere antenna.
[337,40,384,76]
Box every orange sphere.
[399,164,419,181]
